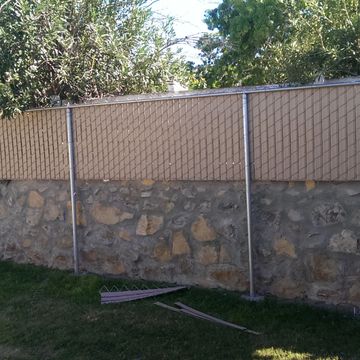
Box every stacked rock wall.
[0,180,359,306]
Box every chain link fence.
[250,85,360,181]
[0,83,359,182]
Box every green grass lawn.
[0,261,359,360]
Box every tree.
[0,0,189,118]
[194,0,360,88]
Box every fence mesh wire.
[72,94,244,181]
[0,84,359,182]
[250,85,360,181]
[0,108,68,180]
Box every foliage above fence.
[0,0,188,118]
[0,84,359,182]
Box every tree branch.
[145,0,159,9]
[0,0,12,13]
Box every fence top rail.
[25,79,360,113]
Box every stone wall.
[0,180,359,307]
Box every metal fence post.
[242,93,256,299]
[66,105,79,275]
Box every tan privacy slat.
[0,108,68,180]
[0,85,359,181]
[249,85,360,181]
[72,94,244,181]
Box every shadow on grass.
[0,261,358,360]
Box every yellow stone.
[28,191,45,208]
[165,201,175,214]
[136,215,163,236]
[172,231,190,256]
[0,203,8,219]
[90,202,133,225]
[306,180,316,191]
[219,245,231,263]
[112,263,126,274]
[210,268,247,290]
[17,195,26,207]
[119,229,132,241]
[142,179,155,186]
[67,201,87,226]
[21,239,32,248]
[274,238,296,258]
[349,283,360,303]
[58,237,73,249]
[154,241,172,262]
[82,250,97,262]
[44,200,60,221]
[270,277,305,299]
[191,216,217,242]
[104,261,126,275]
[197,245,218,265]
[53,255,70,270]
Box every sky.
[151,0,221,63]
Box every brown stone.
[197,245,218,265]
[219,245,231,263]
[191,216,217,241]
[67,201,87,226]
[28,191,45,208]
[274,238,296,258]
[316,289,339,300]
[54,255,67,263]
[82,250,97,263]
[142,267,161,279]
[57,191,68,202]
[309,254,339,282]
[55,255,67,262]
[349,283,360,304]
[27,251,45,266]
[91,202,133,225]
[165,201,175,214]
[306,180,316,191]
[154,241,172,262]
[210,267,247,291]
[39,236,49,248]
[21,239,32,248]
[0,202,8,219]
[44,200,60,221]
[142,179,155,186]
[103,260,126,275]
[53,255,71,270]
[76,201,87,226]
[25,208,42,227]
[58,238,73,249]
[270,277,305,299]
[16,195,26,207]
[136,215,163,236]
[6,243,18,252]
[119,229,132,241]
[178,258,194,274]
[172,231,190,256]
[329,230,359,254]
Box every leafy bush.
[0,0,189,117]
